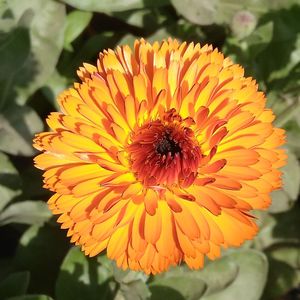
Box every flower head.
[34,39,286,274]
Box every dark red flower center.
[128,110,201,188]
[155,132,181,157]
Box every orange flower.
[33,39,286,274]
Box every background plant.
[0,0,300,299]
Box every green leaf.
[0,257,14,283]
[171,0,299,26]
[7,0,66,105]
[55,247,114,300]
[148,251,241,299]
[0,0,15,32]
[14,224,70,295]
[192,257,239,296]
[0,200,51,226]
[171,0,219,26]
[287,129,300,158]
[150,276,206,300]
[61,0,170,13]
[0,104,43,156]
[112,6,174,29]
[270,149,300,213]
[0,27,31,110]
[223,21,274,70]
[58,32,119,78]
[274,97,300,128]
[269,246,300,270]
[113,9,155,28]
[113,263,148,284]
[201,250,268,300]
[0,26,30,85]
[64,10,93,51]
[270,190,293,213]
[7,296,54,300]
[256,6,300,85]
[245,21,274,58]
[0,152,21,211]
[41,70,70,110]
[113,264,150,300]
[263,245,300,300]
[253,203,300,250]
[120,280,151,300]
[0,271,30,299]
[18,164,50,200]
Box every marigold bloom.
[34,39,286,274]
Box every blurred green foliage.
[0,0,300,299]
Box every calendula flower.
[34,39,286,274]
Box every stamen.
[156,133,181,157]
[127,111,201,187]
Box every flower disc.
[34,38,286,274]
